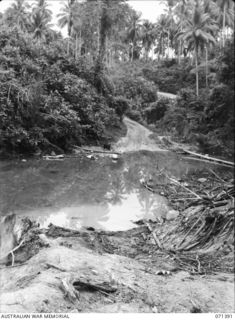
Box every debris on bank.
[140,169,234,274]
[157,136,234,168]
[0,167,234,313]
[41,146,121,162]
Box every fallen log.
[73,279,117,294]
[144,221,162,249]
[165,175,202,200]
[60,277,80,304]
[181,149,234,167]
[74,146,121,155]
[183,156,233,168]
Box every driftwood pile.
[142,169,234,274]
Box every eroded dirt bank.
[0,220,234,313]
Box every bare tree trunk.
[167,31,170,59]
[222,5,226,48]
[205,45,208,88]
[75,34,78,59]
[97,0,101,57]
[95,0,109,93]
[195,47,199,96]
[145,48,148,61]
[79,28,82,57]
[97,24,100,56]
[178,40,182,64]
[178,26,182,64]
[67,38,70,55]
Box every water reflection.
[0,151,227,231]
[20,190,167,231]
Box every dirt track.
[158,92,177,100]
[114,117,166,153]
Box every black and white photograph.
[0,0,234,316]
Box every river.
[0,117,228,231]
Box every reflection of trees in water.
[1,150,214,222]
[46,160,113,206]
[137,188,157,220]
[136,188,168,221]
[106,173,127,205]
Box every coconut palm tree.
[30,0,52,41]
[30,10,52,41]
[57,0,76,55]
[141,20,156,60]
[125,10,142,61]
[4,0,30,31]
[165,0,177,59]
[178,0,218,96]
[216,0,234,47]
[71,2,85,59]
[174,0,191,63]
[155,14,169,61]
[32,0,52,20]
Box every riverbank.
[0,152,234,313]
[0,117,234,313]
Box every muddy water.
[0,119,230,231]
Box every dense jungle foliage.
[0,28,126,155]
[0,0,234,158]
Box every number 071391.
[215,315,233,319]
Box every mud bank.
[0,205,234,314]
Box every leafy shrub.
[143,63,205,94]
[216,39,234,89]
[108,96,130,120]
[125,109,142,122]
[113,75,158,107]
[206,84,234,137]
[158,81,234,157]
[0,28,120,155]
[144,97,172,124]
[176,88,209,112]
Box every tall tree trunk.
[205,45,208,88]
[97,24,100,57]
[79,28,82,57]
[195,46,199,96]
[131,43,134,61]
[95,0,109,93]
[67,38,70,55]
[178,26,182,64]
[178,39,182,64]
[160,36,163,60]
[97,0,101,57]
[167,31,170,59]
[145,48,148,61]
[222,5,226,47]
[75,33,78,59]
[96,2,108,66]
